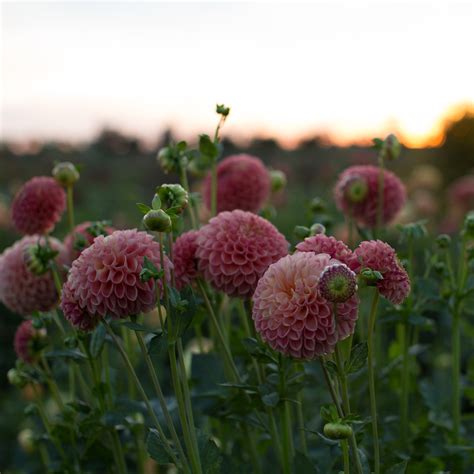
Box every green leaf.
[118,321,150,332]
[146,428,174,464]
[168,287,197,342]
[136,202,151,214]
[147,333,166,357]
[261,392,280,407]
[151,194,161,210]
[386,461,408,474]
[197,432,222,474]
[45,349,87,362]
[345,342,368,374]
[324,360,338,377]
[320,404,339,423]
[199,134,219,161]
[89,324,106,358]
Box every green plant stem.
[180,167,198,228]
[400,318,410,445]
[375,155,385,239]
[334,346,363,474]
[367,290,380,474]
[103,320,181,469]
[452,302,461,441]
[168,343,202,474]
[40,356,64,411]
[167,233,176,289]
[66,184,75,230]
[121,325,136,398]
[133,328,190,473]
[341,440,350,474]
[177,338,202,472]
[279,357,293,474]
[296,391,308,456]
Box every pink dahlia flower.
[0,236,63,315]
[296,234,358,271]
[61,229,172,331]
[203,154,270,213]
[14,320,46,363]
[12,177,66,235]
[354,240,410,304]
[62,221,115,265]
[196,210,288,298]
[334,165,406,228]
[252,252,359,359]
[173,230,200,290]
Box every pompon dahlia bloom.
[61,229,172,331]
[354,240,410,304]
[173,230,200,290]
[62,221,115,265]
[203,154,270,213]
[196,210,288,298]
[0,236,63,315]
[12,177,66,235]
[334,165,406,227]
[14,320,46,363]
[252,252,359,359]
[296,234,358,271]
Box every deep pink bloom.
[173,230,200,290]
[196,210,288,298]
[61,229,172,331]
[354,240,410,304]
[62,221,115,265]
[12,177,66,235]
[14,320,46,363]
[334,165,406,227]
[252,252,359,359]
[296,234,358,271]
[0,236,63,315]
[448,175,474,212]
[203,154,270,213]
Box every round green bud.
[143,209,172,232]
[294,225,310,240]
[269,169,287,193]
[18,428,36,454]
[52,162,80,186]
[8,368,26,388]
[310,223,326,236]
[309,197,326,213]
[435,234,451,249]
[323,422,353,440]
[343,175,369,204]
[382,134,401,161]
[157,147,175,173]
[359,268,383,286]
[157,184,189,215]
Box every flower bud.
[435,234,451,249]
[309,197,326,213]
[157,147,175,173]
[269,169,287,193]
[359,268,384,286]
[8,368,26,388]
[342,175,369,204]
[318,264,357,303]
[18,429,36,454]
[294,225,310,240]
[23,242,58,276]
[52,162,80,186]
[310,223,326,236]
[323,422,353,440]
[157,184,189,215]
[382,134,401,161]
[143,209,172,232]
[463,212,474,238]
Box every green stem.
[121,325,136,398]
[296,391,308,456]
[367,290,380,474]
[279,357,293,474]
[66,184,75,230]
[103,321,181,468]
[40,356,64,411]
[452,303,461,441]
[133,328,190,473]
[180,167,198,228]
[341,440,350,474]
[375,155,385,239]
[177,338,202,472]
[400,319,410,445]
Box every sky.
[1,1,473,147]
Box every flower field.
[1,106,474,474]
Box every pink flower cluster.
[196,210,288,298]
[0,236,63,316]
[61,229,172,331]
[12,177,66,235]
[252,252,359,359]
[203,154,270,214]
[173,231,200,290]
[334,165,406,227]
[14,320,45,363]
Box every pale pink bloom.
[14,320,46,363]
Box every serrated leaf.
[136,202,151,214]
[345,342,368,374]
[90,324,106,358]
[146,428,174,464]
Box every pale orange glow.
[1,2,473,147]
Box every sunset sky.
[1,1,473,147]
